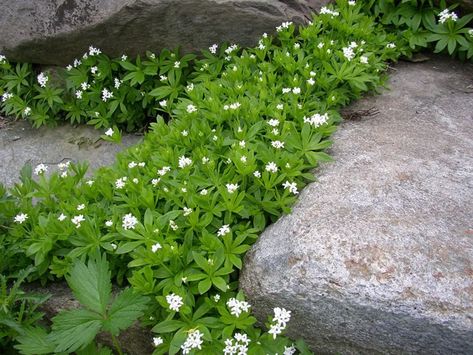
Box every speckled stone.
[240,55,473,354]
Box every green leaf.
[116,241,144,254]
[14,327,55,355]
[198,277,212,294]
[152,319,186,333]
[149,86,174,99]
[103,288,149,336]
[66,254,111,314]
[49,309,102,353]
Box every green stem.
[111,334,123,355]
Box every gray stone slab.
[0,118,142,186]
[240,55,473,354]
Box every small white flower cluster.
[303,112,329,127]
[1,92,13,102]
[342,46,355,61]
[186,104,197,113]
[88,46,102,56]
[14,213,28,224]
[114,78,122,89]
[152,336,163,347]
[209,44,218,54]
[0,54,6,64]
[157,166,171,176]
[271,140,285,149]
[181,329,204,354]
[348,0,356,5]
[115,177,127,189]
[183,207,192,216]
[151,242,162,253]
[178,156,193,168]
[265,162,278,173]
[268,307,292,339]
[320,6,339,17]
[438,9,458,24]
[386,42,396,49]
[223,332,251,355]
[169,220,179,231]
[71,215,85,228]
[37,72,48,87]
[166,293,183,312]
[283,181,299,195]
[223,102,241,110]
[276,21,293,32]
[102,88,113,102]
[226,183,239,194]
[282,87,301,94]
[122,213,138,230]
[217,224,231,237]
[34,163,48,176]
[469,29,473,37]
[225,44,238,55]
[105,128,114,137]
[23,106,32,116]
[284,344,297,355]
[227,298,251,317]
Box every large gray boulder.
[0,0,329,66]
[240,55,473,354]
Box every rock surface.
[240,55,473,354]
[0,117,142,186]
[0,0,329,66]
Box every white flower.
[174,61,181,68]
[317,42,325,49]
[114,78,122,89]
[181,130,189,137]
[71,215,85,228]
[181,329,204,354]
[282,88,291,94]
[360,55,368,64]
[213,294,221,302]
[37,72,48,87]
[151,242,162,253]
[115,177,126,189]
[34,163,48,176]
[273,307,291,327]
[217,224,231,237]
[303,112,329,127]
[438,9,458,24]
[342,46,355,61]
[86,179,94,186]
[268,323,284,339]
[160,75,167,82]
[202,157,210,164]
[77,204,85,211]
[153,336,163,347]
[166,293,183,312]
[151,178,160,186]
[223,333,250,355]
[276,21,292,32]
[186,83,194,91]
[294,42,300,49]
[75,90,83,99]
[139,162,145,167]
[73,59,82,67]
[469,29,473,37]
[122,213,138,230]
[319,6,339,17]
[121,54,128,61]
[14,213,28,224]
[102,88,113,102]
[276,103,284,110]
[111,243,117,250]
[265,162,278,173]
[23,107,32,116]
[60,171,68,178]
[58,213,67,221]
[178,156,193,168]
[132,178,139,184]
[66,64,72,71]
[240,155,247,163]
[227,298,251,317]
[209,44,218,54]
[253,170,261,178]
[1,92,13,102]
[267,119,279,127]
[226,183,239,194]
[157,166,171,176]
[348,0,356,5]
[105,220,113,227]
[225,44,238,54]
[283,181,299,195]
[239,140,246,148]
[229,102,241,110]
[307,78,315,86]
[128,161,137,169]
[271,140,285,149]
[104,128,114,137]
[88,46,101,56]
[169,220,179,231]
[90,66,98,74]
[386,42,396,49]
[0,54,7,63]
[186,104,197,113]
[183,207,192,216]
[292,87,301,94]
[200,189,208,196]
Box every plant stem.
[111,334,123,355]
